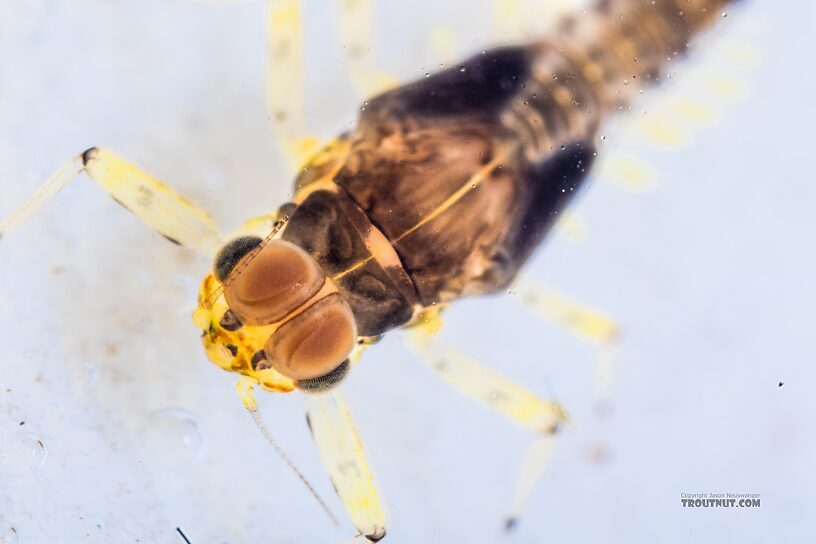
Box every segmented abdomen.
[505,0,734,160]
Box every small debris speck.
[177,527,192,544]
[778,381,784,388]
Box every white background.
[1,1,814,543]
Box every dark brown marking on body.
[251,349,272,371]
[362,47,532,122]
[365,528,387,543]
[503,141,596,269]
[81,147,99,166]
[282,190,415,336]
[283,191,369,276]
[219,309,242,331]
[335,121,520,304]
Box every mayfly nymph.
[1,0,744,540]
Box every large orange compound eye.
[217,238,324,326]
[263,294,357,381]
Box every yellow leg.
[556,210,590,243]
[511,276,619,344]
[492,0,573,42]
[406,325,567,530]
[412,340,567,433]
[511,276,620,404]
[267,0,321,168]
[0,147,223,257]
[427,24,458,65]
[593,154,660,192]
[337,0,398,97]
[306,390,387,542]
[493,0,525,41]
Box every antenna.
[245,404,340,528]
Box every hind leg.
[511,276,620,405]
[266,0,323,168]
[336,0,398,97]
[406,313,567,529]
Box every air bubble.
[0,432,48,475]
[143,408,204,470]
[0,526,18,544]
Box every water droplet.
[0,432,48,474]
[0,525,18,544]
[143,408,204,470]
